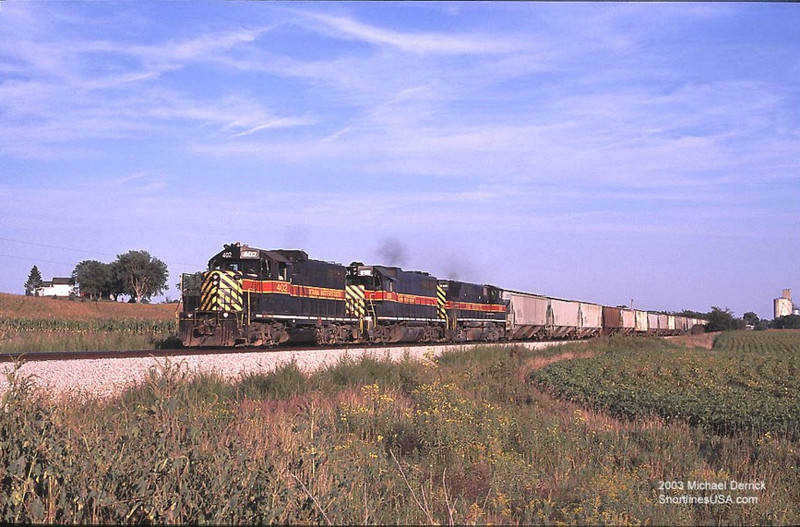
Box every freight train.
[178,243,707,347]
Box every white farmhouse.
[36,277,76,297]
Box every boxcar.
[647,313,660,335]
[622,308,635,334]
[656,314,669,336]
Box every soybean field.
[531,331,800,439]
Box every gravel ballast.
[0,341,565,399]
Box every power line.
[0,236,119,258]
[0,236,200,268]
[0,252,77,267]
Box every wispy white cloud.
[300,11,522,55]
[0,2,797,316]
[230,117,316,138]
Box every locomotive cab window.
[242,261,259,277]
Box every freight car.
[179,243,707,347]
[602,306,635,336]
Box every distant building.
[36,277,76,297]
[774,289,793,319]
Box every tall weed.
[0,338,798,524]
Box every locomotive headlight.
[222,312,229,318]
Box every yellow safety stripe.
[199,270,243,312]
[436,285,447,320]
[345,284,366,318]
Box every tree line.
[24,250,169,304]
[682,307,800,331]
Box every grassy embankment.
[1,331,798,524]
[0,293,178,352]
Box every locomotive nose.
[200,270,243,312]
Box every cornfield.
[0,317,175,334]
[0,317,178,352]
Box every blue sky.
[1,2,798,319]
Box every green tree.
[24,265,43,296]
[774,314,800,329]
[112,250,169,303]
[72,260,113,300]
[706,306,745,332]
[742,312,760,328]
[678,309,709,319]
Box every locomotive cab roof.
[347,262,431,281]
[210,243,309,264]
[263,249,309,263]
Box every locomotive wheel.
[315,324,354,345]
[422,325,444,342]
[450,327,467,343]
[249,322,290,347]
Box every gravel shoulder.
[1,341,567,399]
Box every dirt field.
[0,293,177,320]
[665,331,719,349]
